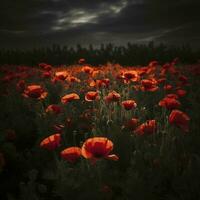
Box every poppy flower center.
[93,152,104,158]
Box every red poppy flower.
[141,79,158,92]
[89,79,110,88]
[104,91,121,103]
[162,63,178,75]
[44,65,52,71]
[23,84,48,100]
[116,72,125,82]
[176,89,187,98]
[169,110,190,132]
[53,124,65,132]
[60,147,82,163]
[123,118,139,130]
[89,80,96,87]
[122,100,137,110]
[123,70,139,82]
[40,133,61,150]
[91,69,102,78]
[39,64,52,71]
[135,120,157,135]
[148,60,158,67]
[66,76,81,83]
[55,71,68,81]
[42,71,51,78]
[137,66,149,76]
[81,137,119,162]
[157,78,166,84]
[61,93,80,104]
[163,84,173,91]
[159,97,181,110]
[166,93,179,99]
[101,79,110,87]
[82,66,93,74]
[46,104,63,114]
[85,91,100,102]
[78,58,86,64]
[160,63,171,76]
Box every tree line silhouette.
[0,42,199,66]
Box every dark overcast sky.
[0,0,200,48]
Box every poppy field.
[0,59,200,200]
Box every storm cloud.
[0,0,200,48]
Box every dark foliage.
[0,42,199,66]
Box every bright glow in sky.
[52,0,128,31]
[71,14,97,24]
[110,0,128,14]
